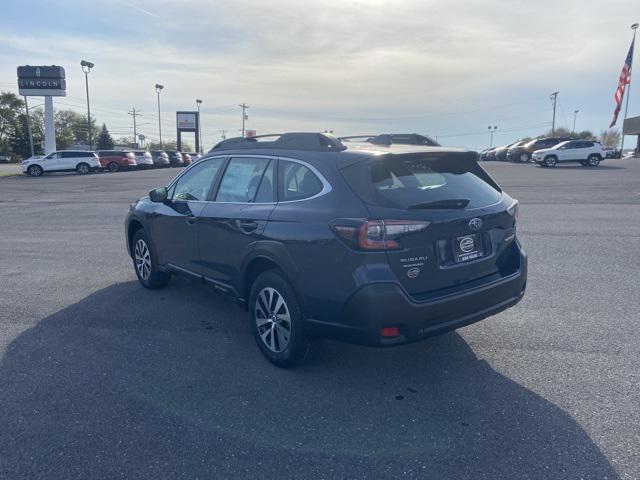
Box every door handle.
[185,215,198,225]
[238,220,258,233]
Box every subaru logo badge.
[469,218,483,231]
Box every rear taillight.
[331,219,430,251]
[507,201,519,225]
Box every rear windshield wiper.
[408,199,470,209]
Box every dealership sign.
[177,112,198,130]
[176,111,201,152]
[17,65,66,97]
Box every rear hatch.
[339,151,518,298]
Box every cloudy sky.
[1,0,638,149]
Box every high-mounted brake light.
[331,219,430,251]
[507,201,519,225]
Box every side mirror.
[149,187,168,203]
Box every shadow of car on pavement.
[0,279,619,479]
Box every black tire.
[76,162,90,174]
[249,270,309,368]
[543,155,557,167]
[27,164,43,177]
[586,154,601,167]
[131,229,170,289]
[108,162,119,172]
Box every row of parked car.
[20,149,202,177]
[479,137,619,167]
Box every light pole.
[572,109,579,135]
[155,84,164,148]
[488,125,498,147]
[80,60,94,149]
[23,96,34,157]
[550,91,559,134]
[196,98,202,153]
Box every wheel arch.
[127,219,145,257]
[241,243,300,310]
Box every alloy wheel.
[134,239,151,280]
[28,165,42,177]
[255,287,292,353]
[78,163,89,174]
[520,153,529,163]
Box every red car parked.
[97,150,137,172]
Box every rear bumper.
[305,249,527,347]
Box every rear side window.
[216,157,271,203]
[279,160,323,201]
[343,153,502,210]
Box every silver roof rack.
[211,132,346,152]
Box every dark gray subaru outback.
[125,133,527,367]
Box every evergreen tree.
[96,123,114,150]
[0,91,25,154]
[9,114,40,159]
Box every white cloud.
[1,0,638,148]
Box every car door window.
[254,160,275,203]
[171,158,224,201]
[216,157,271,203]
[279,160,324,201]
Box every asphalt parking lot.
[0,159,639,479]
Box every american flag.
[609,39,635,128]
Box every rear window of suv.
[342,153,502,210]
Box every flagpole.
[620,23,638,154]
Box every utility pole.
[550,92,559,134]
[572,109,579,135]
[239,103,249,137]
[23,96,34,157]
[128,108,141,148]
[196,99,203,153]
[620,23,638,154]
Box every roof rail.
[210,132,346,152]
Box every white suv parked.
[21,150,101,177]
[532,140,605,167]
